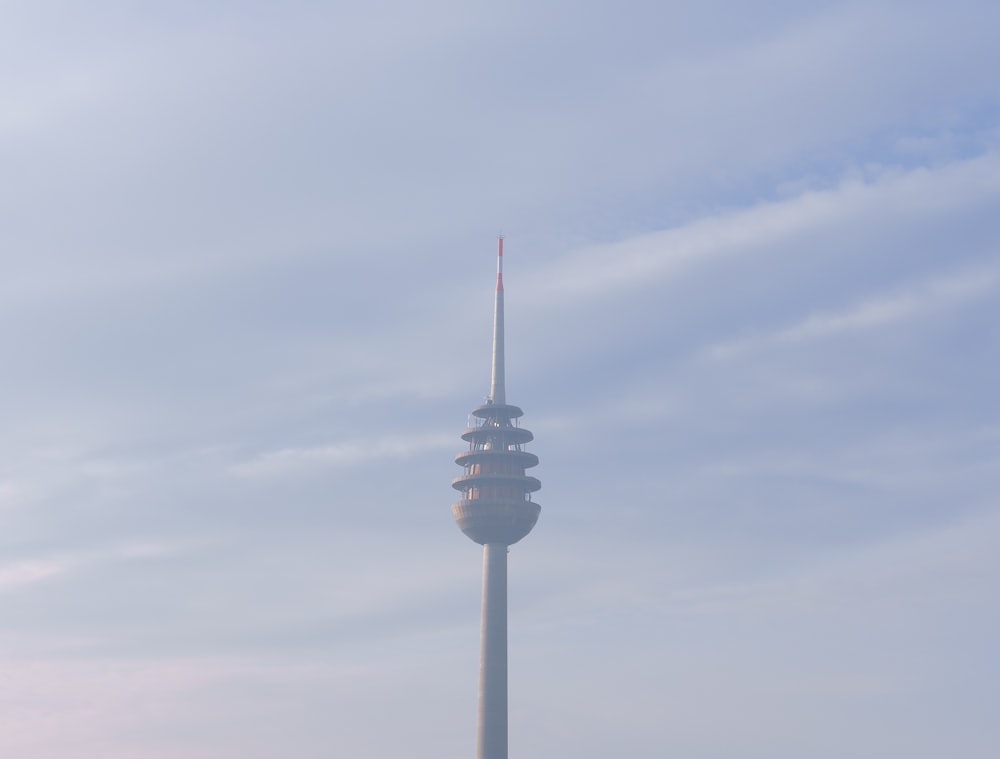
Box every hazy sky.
[2,1,998,757]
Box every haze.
[1,2,998,757]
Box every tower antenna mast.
[490,235,505,405]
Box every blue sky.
[2,1,998,756]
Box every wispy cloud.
[0,542,184,594]
[527,150,1000,307]
[669,504,1000,619]
[232,432,455,477]
[0,558,75,593]
[705,262,999,360]
[0,479,38,511]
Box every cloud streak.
[0,542,184,594]
[232,432,456,477]
[706,261,1000,360]
[525,150,1000,308]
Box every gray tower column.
[477,543,508,759]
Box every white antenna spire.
[489,236,505,405]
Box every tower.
[452,237,541,759]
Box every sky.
[1,1,998,756]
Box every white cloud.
[706,261,1000,360]
[0,542,185,594]
[527,150,1000,308]
[232,432,455,477]
[0,557,75,593]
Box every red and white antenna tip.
[496,235,504,290]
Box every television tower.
[452,237,541,759]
